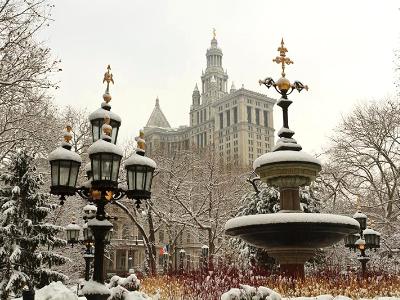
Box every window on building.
[233,107,238,124]
[197,111,200,124]
[122,225,130,239]
[219,113,223,129]
[247,106,252,123]
[264,111,268,127]
[255,108,260,125]
[158,229,164,243]
[200,110,203,123]
[226,110,230,127]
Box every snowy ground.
[11,281,400,300]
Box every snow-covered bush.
[35,281,78,300]
[221,284,282,300]
[107,274,140,291]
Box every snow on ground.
[221,285,400,300]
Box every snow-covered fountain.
[225,40,360,277]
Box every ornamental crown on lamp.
[89,65,121,144]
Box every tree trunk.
[146,208,157,275]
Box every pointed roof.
[146,97,171,128]
[230,81,236,92]
[194,83,199,92]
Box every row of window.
[247,106,269,126]
[218,99,238,112]
[247,98,270,109]
[219,106,238,129]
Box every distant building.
[105,34,277,277]
[145,35,276,167]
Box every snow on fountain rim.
[253,150,321,170]
[225,213,360,231]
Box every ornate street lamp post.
[49,66,156,299]
[344,209,380,277]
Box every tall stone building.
[145,35,276,166]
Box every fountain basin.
[253,151,321,187]
[225,213,359,249]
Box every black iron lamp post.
[344,210,380,277]
[179,249,186,273]
[48,66,156,298]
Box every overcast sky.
[43,0,400,154]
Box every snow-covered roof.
[48,146,82,163]
[125,152,156,169]
[253,150,321,170]
[83,204,97,213]
[87,218,113,228]
[355,238,365,245]
[352,212,367,219]
[65,223,81,231]
[225,213,360,231]
[363,228,380,236]
[88,139,123,156]
[89,107,121,123]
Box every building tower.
[192,83,200,107]
[201,29,228,102]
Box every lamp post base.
[84,294,110,300]
[22,290,35,300]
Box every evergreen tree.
[230,176,320,269]
[0,150,68,299]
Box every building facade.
[145,35,276,167]
[104,35,277,277]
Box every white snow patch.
[88,139,123,156]
[48,147,82,163]
[35,281,78,300]
[89,107,122,122]
[225,213,360,231]
[87,218,113,228]
[253,150,321,170]
[80,280,111,295]
[125,153,156,169]
[65,223,81,231]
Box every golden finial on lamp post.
[259,39,308,99]
[64,125,73,143]
[103,65,114,103]
[273,38,293,78]
[135,129,146,153]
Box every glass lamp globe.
[49,130,82,200]
[353,211,367,231]
[88,133,123,191]
[65,222,81,244]
[125,150,156,200]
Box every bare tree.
[320,99,400,245]
[151,148,247,262]
[0,0,60,160]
